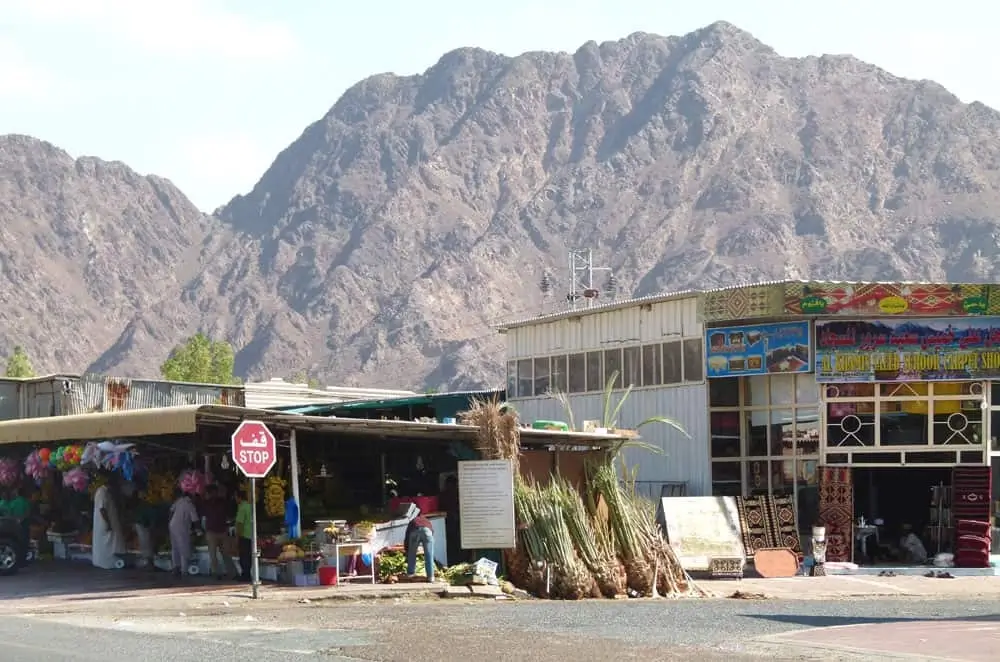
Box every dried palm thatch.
[460,396,520,462]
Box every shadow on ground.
[1,561,246,601]
[749,612,1000,628]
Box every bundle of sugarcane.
[534,484,592,599]
[630,495,699,597]
[589,462,654,595]
[593,511,627,597]
[551,477,620,598]
[513,479,548,594]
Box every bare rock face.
[0,134,215,375]
[7,21,1000,389]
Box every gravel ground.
[8,596,998,661]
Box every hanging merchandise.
[80,441,138,480]
[62,467,90,493]
[24,450,51,483]
[0,457,18,487]
[178,469,207,496]
[264,475,287,517]
[52,444,84,472]
[143,472,176,504]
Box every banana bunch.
[264,475,286,517]
[145,472,175,504]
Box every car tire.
[0,537,20,576]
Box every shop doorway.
[852,467,952,564]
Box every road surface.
[2,594,999,661]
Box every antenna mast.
[540,249,617,310]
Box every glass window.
[683,338,704,382]
[506,361,516,398]
[663,342,682,384]
[711,461,741,483]
[567,353,586,393]
[710,412,741,458]
[770,374,795,405]
[747,459,768,495]
[585,351,602,392]
[747,375,769,407]
[795,408,820,455]
[769,412,794,455]
[771,459,794,496]
[642,344,661,386]
[709,377,739,407]
[796,460,819,533]
[748,419,768,456]
[795,373,818,404]
[516,359,532,398]
[604,349,622,390]
[533,357,550,396]
[550,355,567,394]
[622,346,642,388]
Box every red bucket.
[318,566,338,586]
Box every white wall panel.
[506,295,701,361]
[510,384,710,496]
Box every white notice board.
[458,459,516,549]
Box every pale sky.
[0,1,995,212]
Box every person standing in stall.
[234,489,254,582]
[92,474,126,570]
[404,509,435,582]
[202,484,238,580]
[168,487,200,578]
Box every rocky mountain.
[7,21,1000,389]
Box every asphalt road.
[4,597,999,661]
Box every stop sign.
[231,420,277,478]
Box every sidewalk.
[700,574,1000,600]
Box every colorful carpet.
[818,466,853,563]
[736,495,777,555]
[770,495,803,554]
[952,467,992,524]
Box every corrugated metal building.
[242,378,416,409]
[498,291,709,498]
[0,375,416,421]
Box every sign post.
[230,420,277,600]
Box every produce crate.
[293,573,319,587]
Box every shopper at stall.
[404,509,435,582]
[6,486,32,541]
[202,484,237,580]
[168,487,201,578]
[235,489,254,581]
[92,474,126,570]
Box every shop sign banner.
[784,282,993,317]
[705,321,811,378]
[815,317,1000,382]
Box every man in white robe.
[91,475,126,570]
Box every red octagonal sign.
[231,420,277,479]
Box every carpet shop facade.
[503,280,1000,567]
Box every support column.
[289,428,302,536]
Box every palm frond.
[546,388,577,432]
[636,416,690,438]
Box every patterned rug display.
[771,495,803,554]
[818,466,853,563]
[736,495,804,557]
[736,496,777,554]
[952,467,992,524]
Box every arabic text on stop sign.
[239,448,271,465]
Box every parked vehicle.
[0,516,27,575]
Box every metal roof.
[496,289,700,331]
[0,404,626,447]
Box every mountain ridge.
[4,22,1000,389]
